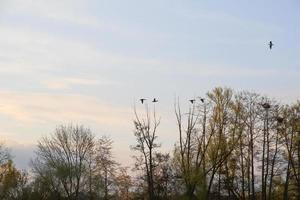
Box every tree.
[1,87,300,199]
[131,104,160,200]
[31,125,94,200]
[152,153,177,200]
[174,98,207,199]
[281,102,300,199]
[239,91,261,200]
[95,136,118,200]
[205,87,243,199]
[0,159,29,200]
[0,142,10,165]
[115,167,132,200]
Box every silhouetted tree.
[31,125,94,200]
[95,136,118,200]
[1,87,300,200]
[132,104,160,200]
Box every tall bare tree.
[282,102,300,199]
[174,98,207,199]
[132,104,160,200]
[95,136,118,200]
[240,91,261,200]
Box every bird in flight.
[200,98,204,103]
[140,98,146,104]
[189,99,195,104]
[152,98,158,103]
[269,41,273,49]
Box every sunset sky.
[0,0,299,169]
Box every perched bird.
[276,117,284,123]
[200,98,204,103]
[152,98,158,103]
[140,98,146,104]
[189,99,195,104]
[269,41,273,49]
[262,103,271,109]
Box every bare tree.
[0,142,10,165]
[282,102,300,199]
[174,98,206,199]
[115,167,132,200]
[131,104,160,200]
[239,91,261,200]
[31,125,94,200]
[95,136,118,200]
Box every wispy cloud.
[0,91,132,127]
[42,77,118,90]
[2,0,98,27]
[0,25,162,73]
[171,64,300,78]
[1,0,139,36]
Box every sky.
[0,0,299,169]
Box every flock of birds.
[139,41,274,105]
[139,98,157,104]
[139,98,205,104]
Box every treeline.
[0,87,300,200]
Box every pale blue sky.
[0,0,299,169]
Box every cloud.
[0,91,132,127]
[42,77,118,90]
[181,65,291,77]
[0,25,162,74]
[2,0,97,26]
[0,0,135,36]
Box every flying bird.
[200,98,204,103]
[152,98,158,103]
[140,98,146,104]
[189,99,196,104]
[269,41,273,49]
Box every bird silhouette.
[200,98,204,103]
[276,117,284,123]
[152,98,158,103]
[140,98,146,104]
[269,41,273,49]
[262,103,271,109]
[189,99,195,104]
